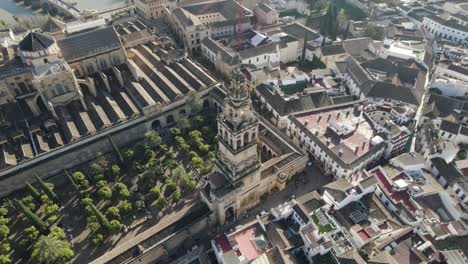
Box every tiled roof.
[292,203,310,223]
[439,120,460,134]
[320,44,346,56]
[58,26,122,62]
[257,2,275,13]
[41,17,65,33]
[431,157,464,186]
[239,42,278,59]
[256,84,332,116]
[364,81,419,105]
[323,178,352,202]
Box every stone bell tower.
[216,69,260,184]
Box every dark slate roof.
[41,17,65,33]
[448,64,468,76]
[256,84,332,116]
[364,81,419,105]
[173,8,193,27]
[346,57,372,86]
[201,37,239,65]
[338,37,372,57]
[439,120,460,134]
[323,178,352,202]
[57,27,122,62]
[257,2,275,13]
[460,126,468,136]
[427,93,467,118]
[239,42,278,59]
[19,32,55,52]
[292,204,310,223]
[280,23,320,41]
[320,44,346,56]
[361,58,398,76]
[427,15,468,33]
[431,157,465,186]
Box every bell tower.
[216,69,260,183]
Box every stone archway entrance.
[152,119,161,130]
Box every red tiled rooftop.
[296,107,376,162]
[214,234,232,254]
[357,229,371,241]
[372,168,393,194]
[371,168,417,214]
[226,222,272,261]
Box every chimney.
[327,139,331,146]
[327,114,331,122]
[338,150,343,157]
[317,115,322,123]
[346,111,350,118]
[355,146,359,154]
[362,141,366,150]
[337,112,341,119]
[304,121,309,127]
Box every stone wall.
[0,116,149,197]
[0,88,215,197]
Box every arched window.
[250,132,256,142]
[243,132,249,145]
[166,115,175,124]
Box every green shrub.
[0,225,9,239]
[0,241,11,255]
[90,163,103,176]
[117,200,133,214]
[135,200,145,210]
[45,204,59,216]
[170,128,181,137]
[91,233,104,245]
[0,254,11,264]
[96,180,109,189]
[72,172,89,189]
[21,195,36,211]
[98,187,112,200]
[106,207,120,219]
[155,197,168,209]
[108,220,122,234]
[24,226,39,242]
[114,182,130,199]
[171,191,181,203]
[150,186,161,199]
[165,180,177,194]
[0,217,8,226]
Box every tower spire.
[230,66,248,101]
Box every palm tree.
[187,91,202,113]
[30,235,73,264]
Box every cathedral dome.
[19,32,56,52]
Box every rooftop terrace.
[295,105,378,163]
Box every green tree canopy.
[30,234,74,264]
[365,24,385,40]
[187,91,202,113]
